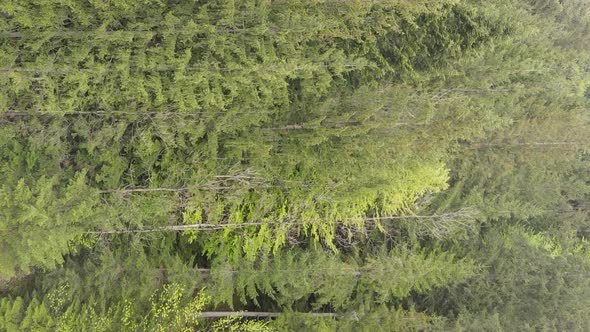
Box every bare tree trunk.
[99,187,188,194]
[473,141,581,148]
[98,170,269,195]
[3,110,209,117]
[195,311,337,319]
[87,209,480,235]
[86,223,263,234]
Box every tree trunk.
[195,311,337,319]
[87,209,480,235]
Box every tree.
[0,173,99,278]
[421,225,590,331]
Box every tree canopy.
[1,0,589,330]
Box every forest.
[0,0,589,330]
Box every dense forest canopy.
[0,0,589,330]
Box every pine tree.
[0,172,100,278]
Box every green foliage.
[0,172,100,278]
[206,246,476,313]
[273,306,446,332]
[0,295,54,332]
[423,225,590,331]
[1,0,589,330]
